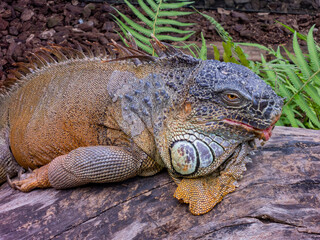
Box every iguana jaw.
[223,119,275,141]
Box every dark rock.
[98,36,109,45]
[224,0,235,7]
[234,0,250,3]
[0,17,8,30]
[9,25,19,36]
[20,9,34,22]
[47,15,64,28]
[66,4,82,15]
[83,4,96,19]
[39,29,56,40]
[240,29,254,39]
[78,21,94,32]
[102,22,114,32]
[231,11,250,23]
[233,24,244,32]
[31,0,47,7]
[0,8,12,19]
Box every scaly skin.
[0,38,282,215]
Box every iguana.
[0,37,282,215]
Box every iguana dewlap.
[0,37,282,215]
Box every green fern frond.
[114,11,152,36]
[123,1,153,28]
[293,31,312,80]
[157,11,193,17]
[199,32,207,60]
[156,19,195,27]
[160,1,194,8]
[195,9,232,42]
[146,0,159,11]
[275,21,307,41]
[155,27,193,34]
[307,25,320,72]
[211,44,220,61]
[114,0,195,54]
[156,32,195,41]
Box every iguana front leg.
[174,142,251,215]
[10,146,146,192]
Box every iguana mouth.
[223,119,275,141]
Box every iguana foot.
[174,172,237,215]
[8,165,50,192]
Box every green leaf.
[114,10,152,36]
[293,31,311,80]
[160,1,194,9]
[155,26,194,34]
[276,21,307,41]
[194,9,232,42]
[158,11,193,17]
[156,19,195,27]
[199,32,207,60]
[146,0,158,11]
[137,0,156,20]
[282,105,299,128]
[235,46,249,67]
[212,44,220,61]
[307,25,320,72]
[156,32,195,41]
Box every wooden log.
[0,126,319,239]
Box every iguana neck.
[116,59,202,137]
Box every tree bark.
[0,126,319,240]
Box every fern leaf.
[133,37,154,54]
[137,0,156,20]
[293,31,312,79]
[236,42,275,55]
[114,10,152,36]
[307,25,320,73]
[124,0,153,28]
[155,27,193,34]
[282,46,300,67]
[294,94,320,128]
[157,11,193,17]
[113,16,152,46]
[211,44,220,61]
[156,19,195,27]
[276,21,307,41]
[282,105,300,128]
[156,32,195,41]
[199,32,207,60]
[222,42,232,62]
[235,46,249,67]
[146,0,158,11]
[195,9,233,42]
[160,1,194,9]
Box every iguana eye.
[221,91,242,105]
[227,94,238,100]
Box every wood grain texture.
[0,126,319,240]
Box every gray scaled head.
[188,60,283,141]
[160,59,283,178]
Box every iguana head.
[151,49,283,180]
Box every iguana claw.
[7,165,50,192]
